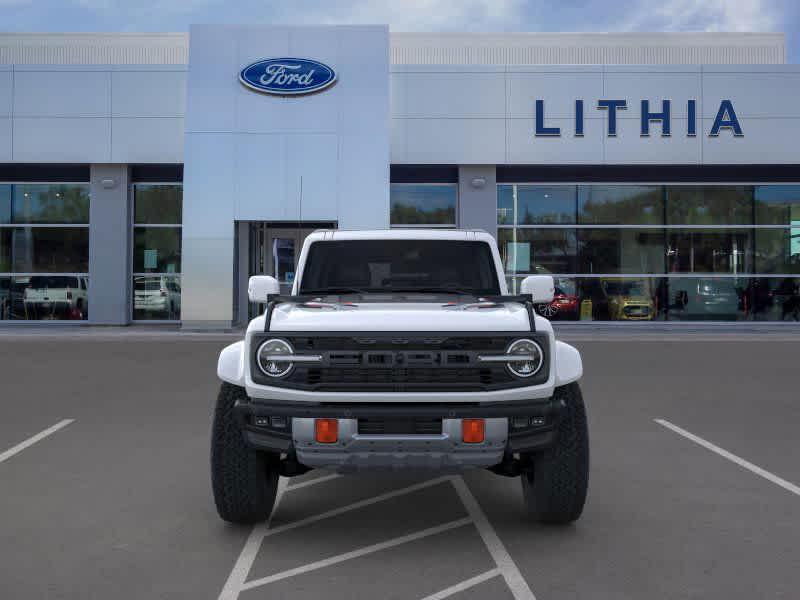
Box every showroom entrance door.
[248,222,336,319]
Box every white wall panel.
[0,69,11,117]
[701,71,800,118]
[404,118,504,164]
[290,134,338,221]
[506,71,603,119]
[702,118,798,164]
[182,132,235,238]
[606,118,701,164]
[112,70,185,116]
[184,26,239,133]
[234,133,289,221]
[13,117,110,162]
[14,70,109,117]
[506,117,604,164]
[0,118,11,160]
[111,117,183,162]
[402,71,505,118]
[604,70,701,118]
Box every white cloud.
[277,0,524,31]
[622,0,780,32]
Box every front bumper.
[234,396,562,471]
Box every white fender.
[555,340,583,386]
[217,341,246,386]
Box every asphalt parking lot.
[1,330,799,599]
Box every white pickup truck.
[213,230,588,524]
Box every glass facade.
[499,184,800,321]
[390,183,457,226]
[132,184,182,320]
[0,183,90,321]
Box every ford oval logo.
[239,58,337,96]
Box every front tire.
[211,383,280,524]
[521,382,589,524]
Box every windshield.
[604,281,647,296]
[299,240,501,296]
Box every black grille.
[358,418,442,435]
[250,332,550,391]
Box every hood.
[269,301,532,332]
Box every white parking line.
[217,475,452,600]
[0,419,75,465]
[655,419,800,497]
[419,568,501,600]
[450,476,537,600]
[241,517,473,591]
[287,472,342,490]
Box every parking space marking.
[241,517,473,591]
[217,476,452,600]
[286,473,342,490]
[656,419,800,497]
[0,419,74,465]
[450,476,537,600]
[419,568,501,600]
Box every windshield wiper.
[300,287,372,295]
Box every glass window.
[1,227,89,273]
[498,185,575,225]
[299,240,500,296]
[134,184,182,225]
[578,185,663,225]
[755,185,800,225]
[755,228,800,274]
[390,184,456,226]
[133,227,181,273]
[744,277,800,321]
[578,229,665,274]
[132,183,182,320]
[498,228,577,276]
[4,184,90,224]
[0,183,89,321]
[133,275,181,320]
[666,229,753,274]
[667,277,747,321]
[666,186,752,225]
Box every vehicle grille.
[253,333,549,391]
[358,418,442,435]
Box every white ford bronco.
[213,230,588,524]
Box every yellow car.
[600,278,655,321]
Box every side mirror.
[520,275,555,304]
[248,275,280,303]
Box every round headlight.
[256,338,294,378]
[506,339,544,378]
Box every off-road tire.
[211,383,280,524]
[521,382,589,524]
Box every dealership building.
[0,27,798,327]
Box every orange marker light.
[462,419,485,443]
[315,418,338,443]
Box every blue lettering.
[597,100,627,136]
[687,100,697,136]
[709,99,743,136]
[575,100,584,137]
[535,100,560,136]
[641,99,671,137]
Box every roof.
[0,31,786,66]
[306,229,495,243]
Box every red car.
[536,286,579,320]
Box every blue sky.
[2,0,798,62]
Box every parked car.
[535,284,579,320]
[212,230,588,525]
[671,278,741,320]
[598,278,655,321]
[23,275,88,320]
[134,276,181,319]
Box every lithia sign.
[535,99,743,138]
